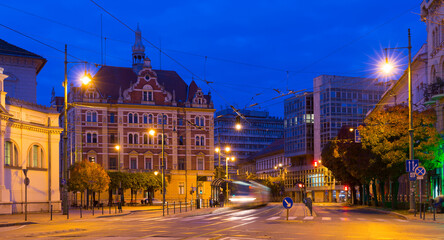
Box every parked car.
[143,198,164,205]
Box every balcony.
[424,78,444,105]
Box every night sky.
[0,0,425,117]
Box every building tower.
[132,24,146,74]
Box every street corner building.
[0,70,61,214]
[61,26,215,204]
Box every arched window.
[129,113,133,124]
[195,117,199,126]
[134,113,138,123]
[87,112,92,122]
[149,114,153,124]
[92,133,98,143]
[143,134,148,144]
[87,133,92,143]
[129,133,133,144]
[5,141,19,166]
[200,136,205,146]
[149,135,154,144]
[164,135,168,145]
[163,115,167,124]
[158,115,162,124]
[200,117,204,127]
[92,112,97,122]
[28,144,44,168]
[134,134,139,144]
[158,134,162,144]
[143,114,148,124]
[179,136,184,145]
[195,136,200,146]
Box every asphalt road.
[1,203,444,239]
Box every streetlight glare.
[148,129,156,136]
[154,171,159,176]
[225,146,231,152]
[115,145,120,150]
[349,128,354,132]
[231,157,236,161]
[235,123,242,130]
[80,73,92,85]
[381,61,395,75]
[215,147,220,153]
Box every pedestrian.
[209,197,213,208]
[218,192,225,207]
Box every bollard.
[180,201,182,213]
[190,200,192,211]
[80,205,82,218]
[67,205,69,219]
[174,202,176,214]
[109,204,111,214]
[186,201,188,212]
[50,205,53,221]
[92,204,94,216]
[423,204,426,220]
[434,206,436,221]
[167,202,169,215]
[115,204,117,214]
[102,204,104,215]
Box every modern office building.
[214,108,283,164]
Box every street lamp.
[148,113,166,216]
[380,29,414,212]
[62,45,93,215]
[226,156,235,200]
[115,145,122,207]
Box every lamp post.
[149,113,166,216]
[62,45,93,215]
[115,145,122,207]
[225,156,235,200]
[381,29,414,212]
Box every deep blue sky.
[0,0,425,116]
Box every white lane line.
[395,219,408,222]
[288,216,297,220]
[226,216,244,221]
[375,218,386,222]
[303,216,314,220]
[242,216,258,221]
[322,217,331,221]
[266,216,280,221]
[208,216,221,220]
[357,218,367,221]
[340,218,348,221]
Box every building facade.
[0,39,46,103]
[214,108,283,164]
[0,67,61,214]
[64,27,215,203]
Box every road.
[1,203,444,239]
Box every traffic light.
[313,160,318,167]
[344,186,348,191]
[298,183,303,188]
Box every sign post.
[415,166,426,219]
[283,197,293,221]
[22,169,29,221]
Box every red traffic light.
[344,186,348,191]
[298,183,303,188]
[313,161,318,167]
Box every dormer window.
[143,91,153,101]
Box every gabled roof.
[91,65,205,104]
[0,39,46,73]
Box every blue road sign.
[415,166,426,177]
[406,159,419,172]
[283,197,293,209]
[61,179,66,185]
[355,130,361,143]
[409,172,417,181]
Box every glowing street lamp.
[80,72,92,85]
[154,171,159,176]
[225,146,231,153]
[115,145,120,151]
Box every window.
[149,114,153,124]
[158,134,162,144]
[28,145,43,168]
[200,117,204,127]
[89,156,95,162]
[179,182,185,195]
[129,134,133,144]
[87,133,92,143]
[178,158,185,170]
[178,118,183,126]
[110,113,115,123]
[110,134,116,144]
[149,135,154,144]
[134,134,139,144]
[109,157,117,170]
[130,157,137,169]
[92,133,98,143]
[145,157,152,170]
[195,136,200,146]
[158,115,162,124]
[143,134,148,144]
[86,111,97,122]
[129,113,133,124]
[134,114,138,123]
[200,136,205,146]
[179,136,184,145]
[195,117,199,126]
[5,141,18,166]
[143,91,153,101]
[197,158,204,170]
[143,114,148,124]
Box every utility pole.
[62,44,69,215]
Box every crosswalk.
[265,216,409,222]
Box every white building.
[0,68,61,214]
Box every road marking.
[266,216,280,221]
[242,216,258,221]
[208,216,221,220]
[395,219,408,222]
[226,216,244,221]
[303,216,314,220]
[357,218,367,221]
[321,217,331,221]
[376,218,386,222]
[340,218,348,221]
[288,216,297,220]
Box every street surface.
[1,203,444,239]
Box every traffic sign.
[355,130,361,143]
[61,179,66,185]
[406,159,419,172]
[415,166,426,177]
[283,197,293,209]
[409,172,417,181]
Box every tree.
[358,105,444,209]
[68,160,110,207]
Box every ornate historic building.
[0,66,61,214]
[63,27,215,203]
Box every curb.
[364,207,408,220]
[0,221,36,228]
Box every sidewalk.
[0,205,162,227]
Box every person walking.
[218,192,225,207]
